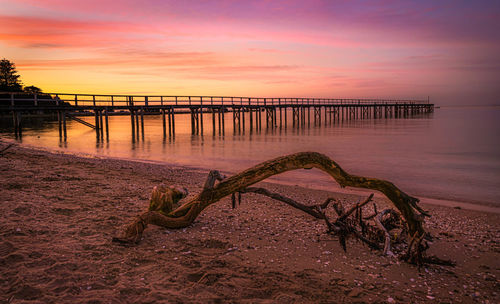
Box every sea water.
[2,106,499,206]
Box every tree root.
[113,152,442,265]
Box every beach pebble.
[387,297,395,303]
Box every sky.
[1,0,499,105]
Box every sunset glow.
[1,0,499,104]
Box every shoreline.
[1,140,499,303]
[4,137,499,214]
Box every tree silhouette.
[24,85,42,94]
[0,59,23,92]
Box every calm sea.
[2,106,499,207]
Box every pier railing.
[1,92,434,140]
[0,92,430,108]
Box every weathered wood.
[115,152,427,250]
[162,109,166,137]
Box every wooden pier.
[0,92,434,140]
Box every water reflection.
[1,108,499,206]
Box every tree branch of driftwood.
[113,152,452,265]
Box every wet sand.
[0,142,499,303]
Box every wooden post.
[324,106,327,126]
[233,107,236,133]
[241,107,245,132]
[12,111,21,137]
[58,111,62,138]
[135,109,140,137]
[279,107,282,128]
[258,107,262,131]
[238,108,242,133]
[284,107,287,129]
[63,111,67,138]
[249,108,253,131]
[17,112,22,138]
[167,108,172,137]
[171,107,175,136]
[200,106,203,135]
[104,108,109,139]
[191,108,195,135]
[212,108,216,136]
[94,110,100,138]
[162,109,166,138]
[195,108,199,134]
[99,110,104,139]
[274,107,277,127]
[221,106,225,134]
[302,107,306,127]
[130,110,135,137]
[12,111,18,137]
[307,107,310,126]
[218,108,221,135]
[265,108,269,129]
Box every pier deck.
[0,92,434,140]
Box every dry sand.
[0,141,499,303]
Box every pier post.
[130,110,135,137]
[249,108,253,131]
[232,107,236,133]
[167,108,172,137]
[135,109,140,136]
[242,107,245,132]
[12,111,22,138]
[140,108,144,138]
[171,107,175,136]
[324,106,327,126]
[63,111,67,139]
[300,107,304,127]
[258,107,261,131]
[162,109,166,138]
[266,108,271,129]
[12,111,18,137]
[191,108,195,135]
[94,110,100,139]
[195,108,199,134]
[200,106,203,135]
[56,111,62,138]
[212,108,216,135]
[307,107,311,126]
[221,107,225,134]
[218,108,221,135]
[279,107,282,128]
[284,106,287,129]
[98,110,104,139]
[274,107,278,128]
[104,108,109,139]
[17,112,22,138]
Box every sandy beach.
[0,141,499,303]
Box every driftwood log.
[114,152,437,264]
